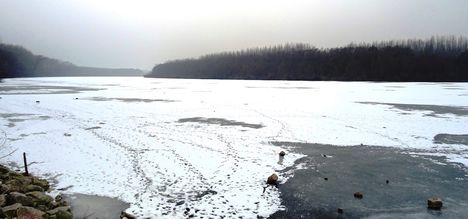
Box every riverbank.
[0,165,72,218]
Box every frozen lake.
[0,77,467,218]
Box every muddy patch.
[178,117,264,129]
[64,193,130,219]
[0,85,103,95]
[357,102,468,117]
[434,134,468,146]
[269,142,468,219]
[84,97,177,103]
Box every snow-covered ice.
[0,77,467,218]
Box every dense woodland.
[0,43,143,78]
[147,36,468,81]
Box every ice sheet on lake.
[0,77,467,218]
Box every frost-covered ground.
[0,77,467,218]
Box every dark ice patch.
[84,97,177,103]
[178,117,264,129]
[0,113,34,118]
[357,102,468,117]
[38,116,51,120]
[442,85,465,90]
[0,85,103,95]
[273,87,316,89]
[19,132,47,138]
[444,87,465,90]
[246,86,315,89]
[0,113,51,128]
[384,85,406,88]
[434,134,468,146]
[84,126,102,130]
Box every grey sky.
[1,0,467,70]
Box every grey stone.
[54,208,73,219]
[54,194,63,202]
[17,206,46,219]
[428,197,443,210]
[0,184,10,194]
[47,206,70,215]
[267,174,278,185]
[31,178,50,191]
[2,203,22,218]
[26,191,54,206]
[8,192,33,206]
[0,194,6,207]
[25,184,45,193]
[354,192,363,199]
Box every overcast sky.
[1,0,468,70]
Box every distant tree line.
[147,36,468,81]
[0,43,143,78]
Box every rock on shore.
[0,165,73,219]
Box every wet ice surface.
[0,78,467,218]
[64,193,130,219]
[270,142,468,219]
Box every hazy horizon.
[1,0,468,70]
